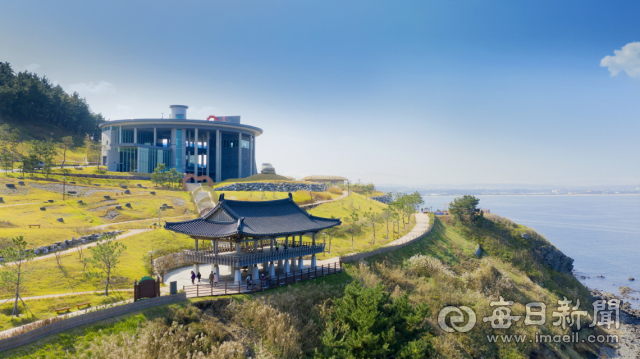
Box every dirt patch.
[103,209,120,220]
[172,197,187,207]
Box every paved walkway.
[4,229,151,265]
[89,216,190,230]
[5,289,135,302]
[0,297,134,338]
[0,202,40,208]
[300,190,349,208]
[384,212,430,246]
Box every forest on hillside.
[0,61,104,139]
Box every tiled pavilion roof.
[165,193,341,239]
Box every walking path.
[0,297,134,338]
[88,216,190,230]
[0,202,40,208]
[300,190,349,208]
[9,289,135,302]
[4,229,151,265]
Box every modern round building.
[99,105,263,181]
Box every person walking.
[213,272,219,286]
[275,242,279,251]
[246,275,252,290]
[197,271,202,284]
[190,271,196,285]
[209,271,214,286]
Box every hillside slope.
[0,214,604,359]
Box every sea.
[420,195,640,308]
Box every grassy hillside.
[0,215,603,358]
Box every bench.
[76,302,91,309]
[54,307,71,314]
[28,224,41,228]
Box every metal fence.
[182,262,342,298]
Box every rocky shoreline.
[589,288,640,358]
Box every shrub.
[327,187,342,195]
[311,191,331,201]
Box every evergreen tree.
[318,281,433,358]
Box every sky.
[1,0,639,187]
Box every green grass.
[0,292,134,331]
[308,192,416,260]
[0,177,192,247]
[0,300,188,359]
[2,230,193,298]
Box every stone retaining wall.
[153,252,193,277]
[216,182,327,192]
[0,293,187,352]
[49,173,152,180]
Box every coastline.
[588,288,640,358]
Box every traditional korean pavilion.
[165,193,341,282]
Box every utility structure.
[165,193,341,282]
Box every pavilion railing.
[183,243,326,267]
[182,262,342,298]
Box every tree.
[363,208,380,244]
[381,206,392,239]
[0,124,19,174]
[343,211,360,249]
[59,136,74,169]
[168,168,183,189]
[20,153,38,177]
[448,195,482,224]
[318,281,433,358]
[88,236,126,296]
[0,236,36,318]
[32,139,57,178]
[150,163,168,187]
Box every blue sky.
[2,0,639,186]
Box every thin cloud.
[600,42,640,78]
[68,81,116,94]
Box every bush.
[311,191,331,201]
[327,187,342,195]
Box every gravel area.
[29,183,124,197]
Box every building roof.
[165,194,341,239]
[301,175,348,182]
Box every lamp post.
[158,206,165,228]
[62,177,66,201]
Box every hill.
[0,61,104,140]
[0,214,605,359]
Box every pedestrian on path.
[190,271,196,285]
[209,271,214,286]
[197,271,202,284]
[246,275,252,290]
[213,272,218,286]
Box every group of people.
[245,273,271,290]
[190,270,219,286]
